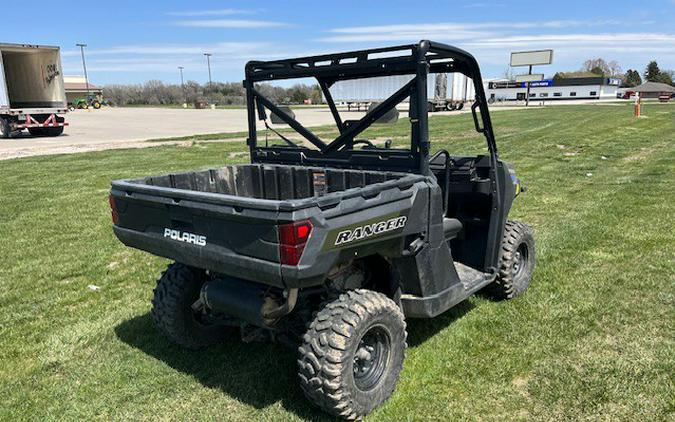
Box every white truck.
[0,43,68,138]
[329,73,474,112]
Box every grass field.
[0,103,673,421]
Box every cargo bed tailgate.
[110,183,285,287]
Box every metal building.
[486,77,620,103]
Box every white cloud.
[61,42,299,74]
[175,19,289,29]
[325,20,624,36]
[62,42,271,57]
[167,9,254,17]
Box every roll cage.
[244,40,498,176]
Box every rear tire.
[0,117,11,139]
[28,127,47,137]
[92,100,101,109]
[43,126,64,137]
[490,220,535,299]
[298,290,407,420]
[151,262,229,349]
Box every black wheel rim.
[353,325,391,391]
[513,243,529,279]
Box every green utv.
[110,40,536,419]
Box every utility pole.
[76,43,90,97]
[525,65,532,107]
[178,66,187,105]
[204,53,212,87]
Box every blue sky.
[2,0,674,85]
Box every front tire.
[491,220,536,299]
[151,262,229,349]
[298,290,407,420]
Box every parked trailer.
[0,43,68,138]
[329,73,474,112]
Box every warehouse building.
[486,76,620,102]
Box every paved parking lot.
[0,101,598,160]
[0,106,367,160]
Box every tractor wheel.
[151,262,230,349]
[0,117,11,139]
[298,290,407,420]
[92,100,101,109]
[490,220,536,299]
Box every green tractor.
[69,95,103,111]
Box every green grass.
[0,103,673,421]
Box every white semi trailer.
[0,43,68,138]
[329,73,474,112]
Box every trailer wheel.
[43,126,64,137]
[151,262,230,349]
[0,117,11,139]
[298,290,407,420]
[28,128,47,137]
[489,220,536,299]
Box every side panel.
[1,48,66,108]
[0,52,8,109]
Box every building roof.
[633,81,675,93]
[64,82,102,92]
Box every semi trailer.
[0,43,68,138]
[329,72,474,112]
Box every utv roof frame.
[244,40,497,175]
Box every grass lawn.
[0,103,673,421]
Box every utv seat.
[443,218,463,240]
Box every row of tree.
[103,80,323,107]
[552,58,674,87]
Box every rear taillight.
[109,194,119,225]
[278,220,313,265]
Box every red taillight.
[278,220,313,265]
[109,194,119,225]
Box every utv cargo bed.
[111,164,427,288]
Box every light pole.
[76,43,90,97]
[178,66,187,104]
[203,53,212,87]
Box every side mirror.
[368,102,399,124]
[270,105,296,124]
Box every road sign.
[515,73,545,83]
[510,50,553,67]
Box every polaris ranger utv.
[110,40,535,420]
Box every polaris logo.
[335,216,407,246]
[164,228,207,246]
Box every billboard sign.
[515,73,545,83]
[510,50,554,67]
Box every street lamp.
[76,43,90,97]
[178,66,187,105]
[203,53,212,87]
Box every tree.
[589,66,605,76]
[582,58,611,76]
[644,61,661,82]
[607,60,623,78]
[553,72,565,81]
[658,71,674,86]
[501,67,515,81]
[623,69,642,87]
